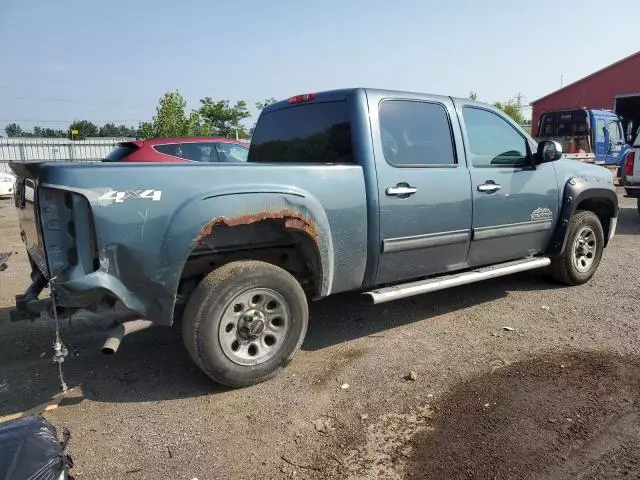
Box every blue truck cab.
[537,108,628,166]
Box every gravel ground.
[0,191,639,480]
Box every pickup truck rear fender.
[159,189,335,325]
[547,176,618,255]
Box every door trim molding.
[473,219,552,241]
[382,229,470,253]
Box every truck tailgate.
[10,164,49,279]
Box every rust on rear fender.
[195,208,320,245]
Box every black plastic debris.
[0,415,73,480]
[0,252,10,272]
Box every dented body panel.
[16,162,367,325]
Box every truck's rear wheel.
[550,210,604,285]
[182,260,308,387]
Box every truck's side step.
[363,257,551,305]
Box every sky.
[1,0,639,133]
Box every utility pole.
[514,92,525,107]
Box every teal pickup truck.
[10,88,618,387]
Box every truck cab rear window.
[540,110,588,137]
[249,101,353,164]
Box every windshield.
[249,101,353,164]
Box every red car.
[103,137,249,163]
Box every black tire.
[550,210,604,285]
[637,198,640,215]
[182,260,308,387]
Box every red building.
[531,51,640,137]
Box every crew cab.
[10,88,618,387]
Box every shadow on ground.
[0,270,561,415]
[302,270,560,351]
[616,206,640,236]
[405,351,640,479]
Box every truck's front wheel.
[183,261,308,387]
[550,210,604,285]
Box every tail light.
[288,93,316,104]
[624,150,635,176]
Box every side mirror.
[536,140,563,164]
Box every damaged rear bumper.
[11,270,50,322]
[11,268,148,323]
[52,270,147,314]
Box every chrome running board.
[363,257,551,305]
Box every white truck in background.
[622,128,640,214]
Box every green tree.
[255,97,278,111]
[69,120,99,139]
[251,97,278,137]
[33,127,66,138]
[99,123,121,137]
[493,98,525,125]
[5,123,22,137]
[138,121,153,139]
[199,98,251,138]
[139,90,210,139]
[117,125,138,137]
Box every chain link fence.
[0,138,132,174]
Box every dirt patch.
[311,345,371,389]
[406,352,640,479]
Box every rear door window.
[179,143,219,162]
[249,101,352,163]
[153,144,183,159]
[216,143,248,162]
[378,100,456,166]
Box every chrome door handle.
[477,182,501,193]
[386,186,418,196]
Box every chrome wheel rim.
[218,288,291,366]
[572,226,597,273]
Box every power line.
[1,95,147,110]
[0,119,146,124]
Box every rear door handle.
[386,185,418,196]
[477,182,501,194]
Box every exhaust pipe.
[101,319,154,355]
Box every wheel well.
[576,197,615,244]
[177,220,323,309]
